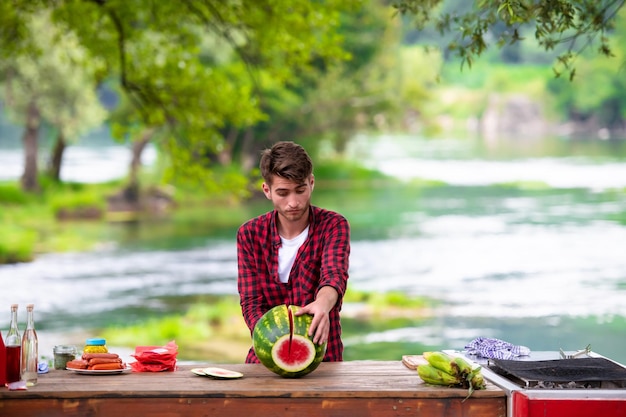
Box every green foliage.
[394,0,625,79]
[220,1,409,160]
[1,0,373,193]
[345,289,431,309]
[0,224,37,263]
[0,179,121,258]
[0,9,107,138]
[49,0,363,184]
[343,341,432,361]
[547,7,626,125]
[426,61,554,128]
[2,0,625,200]
[47,188,106,215]
[495,181,551,190]
[0,182,30,204]
[314,158,391,183]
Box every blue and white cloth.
[465,337,531,360]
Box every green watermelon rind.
[252,304,327,378]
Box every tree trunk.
[124,127,155,202]
[217,126,238,166]
[240,127,256,173]
[47,130,66,182]
[21,100,41,192]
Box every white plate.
[191,367,243,379]
[67,365,132,375]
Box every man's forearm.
[316,285,339,313]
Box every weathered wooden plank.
[0,397,507,417]
[0,361,506,417]
[1,362,503,400]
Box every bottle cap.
[85,338,106,346]
[54,344,77,354]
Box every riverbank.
[3,136,626,366]
[0,155,393,264]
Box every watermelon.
[252,304,326,378]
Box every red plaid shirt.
[237,205,350,363]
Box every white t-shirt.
[278,226,309,283]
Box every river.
[1,133,626,364]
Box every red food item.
[82,353,119,361]
[130,341,178,372]
[89,362,124,371]
[88,358,122,365]
[66,359,89,369]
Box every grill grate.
[489,357,626,388]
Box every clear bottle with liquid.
[21,304,38,386]
[5,304,21,384]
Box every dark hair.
[259,141,313,185]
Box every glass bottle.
[0,328,6,386]
[5,304,21,384]
[21,304,38,386]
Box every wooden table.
[0,361,506,417]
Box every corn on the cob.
[418,351,487,400]
[453,356,474,378]
[470,370,486,390]
[417,364,460,386]
[422,351,457,376]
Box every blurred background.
[1,0,625,364]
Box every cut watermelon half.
[253,304,326,378]
[271,306,316,372]
[191,367,243,379]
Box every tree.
[218,0,403,163]
[393,0,625,79]
[52,0,362,191]
[1,9,106,190]
[1,0,363,194]
[547,7,626,136]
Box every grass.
[0,224,38,263]
[0,178,124,262]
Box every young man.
[237,141,350,363]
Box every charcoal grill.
[488,357,626,389]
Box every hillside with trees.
[2,1,624,195]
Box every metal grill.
[488,357,626,389]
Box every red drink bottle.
[5,304,21,384]
[0,330,6,386]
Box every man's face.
[263,175,314,223]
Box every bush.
[0,225,37,263]
[0,183,30,204]
[48,188,106,220]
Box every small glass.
[53,345,77,370]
